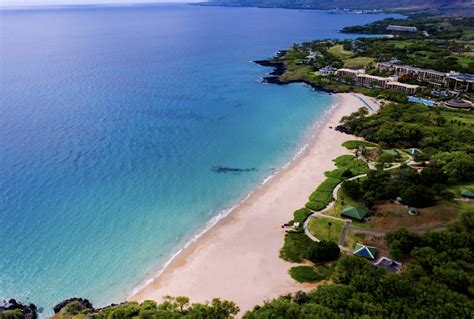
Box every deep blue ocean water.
[0,4,394,312]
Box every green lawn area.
[342,140,377,150]
[392,40,414,49]
[344,57,375,69]
[327,44,353,59]
[343,230,366,248]
[308,216,345,242]
[289,265,332,283]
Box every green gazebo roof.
[353,243,378,260]
[341,205,368,221]
[461,188,474,198]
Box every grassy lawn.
[343,230,366,248]
[327,44,353,59]
[289,265,332,283]
[342,140,377,150]
[344,57,375,69]
[308,216,345,242]
[370,200,460,231]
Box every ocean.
[0,4,394,312]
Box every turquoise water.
[0,4,395,312]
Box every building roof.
[461,188,474,198]
[357,74,389,81]
[337,68,365,74]
[374,257,402,272]
[341,205,368,221]
[387,81,419,89]
[405,148,422,155]
[353,243,378,260]
[445,99,473,109]
[447,72,474,83]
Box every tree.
[306,240,340,263]
[341,180,362,199]
[401,185,435,208]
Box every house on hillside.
[341,205,368,221]
[353,243,378,260]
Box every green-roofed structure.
[353,243,378,260]
[341,205,368,221]
[405,148,422,155]
[461,188,474,199]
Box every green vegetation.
[280,231,315,263]
[52,297,239,319]
[327,44,352,59]
[342,140,376,150]
[307,217,344,242]
[0,310,23,319]
[341,103,474,181]
[305,155,368,212]
[306,240,340,263]
[245,212,474,318]
[343,56,375,69]
[289,265,331,283]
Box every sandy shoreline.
[129,93,378,315]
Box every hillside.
[199,0,474,16]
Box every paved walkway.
[303,155,412,243]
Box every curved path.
[303,158,411,243]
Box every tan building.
[335,68,365,79]
[356,74,395,88]
[386,81,419,94]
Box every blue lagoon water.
[0,4,393,311]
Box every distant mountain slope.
[200,0,474,16]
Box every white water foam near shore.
[127,92,340,299]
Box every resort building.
[318,66,336,76]
[356,74,394,88]
[334,67,419,93]
[376,62,474,91]
[353,243,378,260]
[386,25,417,33]
[445,72,474,92]
[335,68,365,79]
[386,81,419,94]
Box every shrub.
[280,232,315,263]
[306,240,340,263]
[289,266,331,282]
[291,208,312,225]
[305,201,326,211]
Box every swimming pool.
[408,96,434,106]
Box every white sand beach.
[129,93,379,315]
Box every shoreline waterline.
[127,93,376,312]
[126,90,340,300]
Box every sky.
[0,0,201,6]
